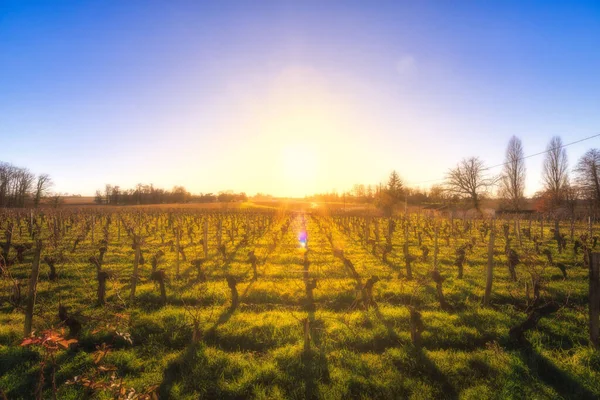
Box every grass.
[0,209,598,399]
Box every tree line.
[336,136,600,216]
[446,136,600,215]
[94,184,247,205]
[0,161,52,208]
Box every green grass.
[0,210,598,399]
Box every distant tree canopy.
[499,136,526,211]
[445,157,497,212]
[375,170,405,216]
[94,184,246,205]
[574,148,600,211]
[541,136,569,210]
[0,161,52,208]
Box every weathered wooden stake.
[175,228,181,279]
[484,221,495,306]
[129,237,141,302]
[203,219,209,257]
[589,252,600,349]
[433,221,439,271]
[24,240,42,336]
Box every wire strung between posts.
[405,132,600,186]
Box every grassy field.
[0,208,599,399]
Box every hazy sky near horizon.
[2,1,600,197]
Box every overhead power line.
[406,132,600,187]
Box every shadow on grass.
[203,296,241,345]
[303,309,330,400]
[518,343,597,400]
[158,343,224,398]
[392,346,459,400]
[373,304,403,345]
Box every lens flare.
[298,230,308,248]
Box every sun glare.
[280,143,319,197]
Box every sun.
[279,143,319,197]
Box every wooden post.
[403,226,413,279]
[175,228,180,279]
[130,237,141,302]
[570,217,575,242]
[24,240,42,336]
[590,252,600,349]
[303,318,311,356]
[217,218,222,248]
[433,221,439,271]
[203,219,208,257]
[484,221,495,306]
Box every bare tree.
[104,184,112,205]
[542,136,568,209]
[0,162,13,207]
[500,136,526,210]
[12,168,35,207]
[34,174,52,208]
[446,157,496,212]
[574,148,600,211]
[564,182,579,217]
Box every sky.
[1,1,600,198]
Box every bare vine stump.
[333,248,344,260]
[431,270,451,311]
[363,275,379,308]
[151,250,164,273]
[304,278,317,312]
[409,307,423,347]
[507,249,519,282]
[58,305,82,337]
[421,245,429,262]
[98,245,107,264]
[574,240,582,257]
[97,270,110,305]
[191,259,207,282]
[509,302,560,345]
[151,269,167,305]
[24,240,42,337]
[192,320,202,344]
[382,244,391,263]
[43,256,57,281]
[226,275,239,310]
[342,258,361,282]
[14,244,30,263]
[219,244,227,260]
[542,248,568,278]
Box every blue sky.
[1,1,599,197]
